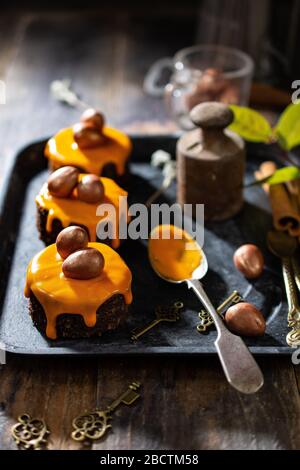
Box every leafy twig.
[245,165,300,188]
[50,79,90,109]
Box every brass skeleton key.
[131,301,184,341]
[292,256,300,298]
[197,291,242,332]
[71,381,141,442]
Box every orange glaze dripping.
[45,127,132,175]
[148,225,202,281]
[25,242,132,340]
[36,176,128,249]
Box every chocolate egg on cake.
[25,227,132,340]
[36,166,128,249]
[44,108,132,184]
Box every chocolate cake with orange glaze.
[36,166,128,248]
[25,226,132,339]
[44,109,132,184]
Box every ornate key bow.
[11,414,50,450]
[71,381,141,442]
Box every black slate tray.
[0,135,293,355]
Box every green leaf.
[228,105,273,143]
[246,166,300,187]
[275,103,300,150]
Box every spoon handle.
[282,256,300,317]
[282,256,300,347]
[187,279,264,394]
[291,256,300,293]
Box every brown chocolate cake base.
[29,292,128,339]
[36,205,114,246]
[48,161,130,188]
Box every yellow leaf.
[275,103,300,150]
[228,105,273,143]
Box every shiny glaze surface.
[25,242,132,339]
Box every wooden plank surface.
[0,8,299,451]
[0,355,299,450]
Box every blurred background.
[4,0,300,84]
[0,0,298,139]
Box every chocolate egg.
[81,108,105,130]
[73,122,105,149]
[77,175,105,204]
[225,302,266,337]
[48,166,79,198]
[56,226,89,259]
[62,247,105,279]
[233,244,264,279]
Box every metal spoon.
[149,242,264,394]
[267,230,300,347]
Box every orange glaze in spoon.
[147,224,264,394]
[148,225,202,282]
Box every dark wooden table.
[0,7,299,450]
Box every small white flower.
[150,149,172,168]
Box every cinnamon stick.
[255,161,300,237]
